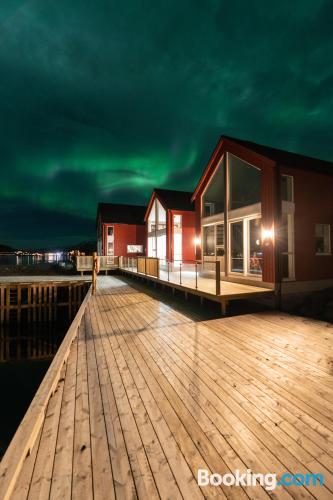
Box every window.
[107,226,113,236]
[228,153,261,210]
[203,226,215,256]
[315,224,331,255]
[281,175,293,202]
[204,202,214,217]
[216,224,225,256]
[127,245,143,253]
[202,159,225,217]
[216,224,224,246]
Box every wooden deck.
[120,265,273,313]
[1,276,333,499]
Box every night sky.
[1,1,333,248]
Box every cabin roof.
[144,188,194,221]
[97,202,146,225]
[223,135,333,174]
[192,135,333,200]
[153,188,194,211]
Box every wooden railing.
[0,287,92,500]
[76,255,119,273]
[121,256,160,279]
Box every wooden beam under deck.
[1,276,333,499]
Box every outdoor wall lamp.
[262,227,274,242]
[194,237,201,246]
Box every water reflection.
[0,320,67,362]
[0,252,72,267]
[0,316,71,457]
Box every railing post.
[92,252,97,295]
[167,261,170,281]
[179,262,182,285]
[195,262,198,289]
[157,259,160,279]
[144,258,147,275]
[215,260,221,295]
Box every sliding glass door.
[229,217,262,276]
[248,218,262,275]
[230,221,244,273]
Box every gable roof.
[192,135,333,200]
[154,189,194,211]
[144,188,194,221]
[97,202,146,225]
[223,136,333,174]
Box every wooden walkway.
[1,276,333,499]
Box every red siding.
[282,167,333,281]
[102,223,146,257]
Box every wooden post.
[215,260,221,295]
[221,299,228,316]
[6,286,10,323]
[27,285,31,323]
[92,252,97,295]
[54,285,58,321]
[17,286,22,323]
[0,286,4,324]
[68,284,72,319]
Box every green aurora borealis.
[1,0,333,248]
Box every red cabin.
[192,136,333,293]
[144,189,196,263]
[96,203,146,257]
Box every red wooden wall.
[281,167,333,281]
[102,223,146,257]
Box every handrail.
[0,286,92,500]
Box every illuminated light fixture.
[194,237,201,246]
[262,228,274,241]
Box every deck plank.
[71,322,93,500]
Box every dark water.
[0,313,75,457]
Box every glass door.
[229,217,262,276]
[173,215,182,262]
[230,221,244,273]
[107,226,114,256]
[248,218,262,275]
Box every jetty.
[1,275,333,499]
